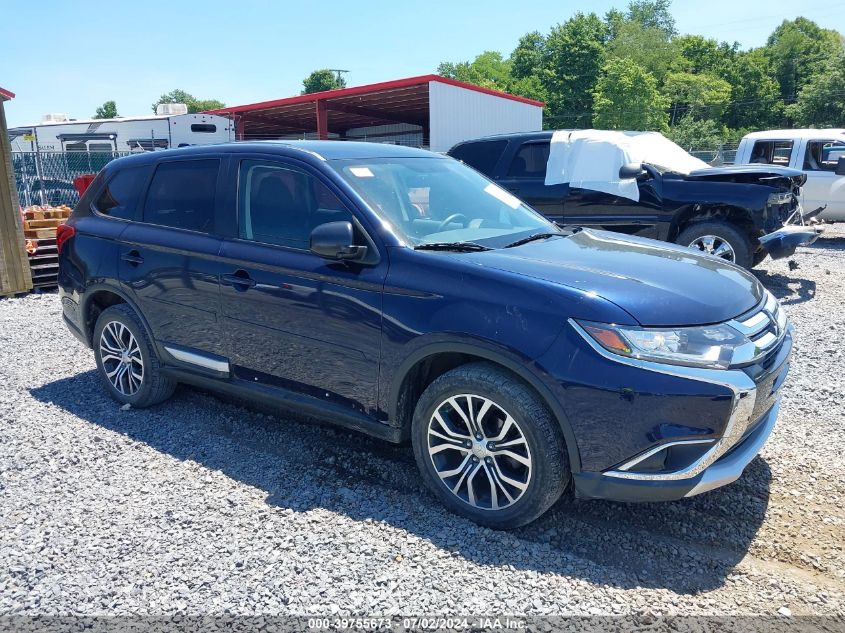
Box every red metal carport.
[205,74,543,148]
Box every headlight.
[576,320,750,369]
[767,192,793,206]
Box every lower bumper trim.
[573,399,779,503]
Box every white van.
[735,129,845,221]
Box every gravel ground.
[1,225,844,618]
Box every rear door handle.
[222,271,256,290]
[121,250,144,266]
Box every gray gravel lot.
[1,226,844,617]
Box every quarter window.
[507,142,550,178]
[749,140,793,166]
[238,160,351,249]
[190,123,217,133]
[803,140,845,172]
[142,159,219,232]
[93,165,152,220]
[449,140,508,176]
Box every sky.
[2,0,845,128]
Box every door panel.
[799,139,845,220]
[218,242,385,414]
[119,224,225,356]
[563,181,663,239]
[219,157,386,414]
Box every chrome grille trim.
[728,291,787,366]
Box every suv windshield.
[329,157,555,248]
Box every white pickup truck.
[736,129,845,221]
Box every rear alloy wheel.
[93,304,176,408]
[412,362,569,529]
[676,221,754,269]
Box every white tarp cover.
[544,129,710,202]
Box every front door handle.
[222,270,256,291]
[121,250,144,266]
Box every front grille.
[729,293,788,366]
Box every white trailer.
[8,107,234,153]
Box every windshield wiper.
[414,241,493,252]
[504,232,563,248]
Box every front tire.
[411,363,570,529]
[676,221,754,269]
[93,304,176,408]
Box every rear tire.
[93,304,176,408]
[676,221,753,269]
[411,362,570,529]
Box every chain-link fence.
[12,151,130,208]
[688,143,740,166]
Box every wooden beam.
[0,101,33,296]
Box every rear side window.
[449,140,508,176]
[749,140,793,166]
[803,140,845,171]
[507,142,550,178]
[190,123,217,133]
[93,165,152,220]
[142,160,219,232]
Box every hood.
[469,229,764,327]
[683,164,806,188]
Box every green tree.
[301,69,347,95]
[663,71,731,123]
[543,12,608,127]
[438,51,512,90]
[786,53,845,127]
[673,35,737,74]
[626,0,676,37]
[511,31,546,79]
[722,48,783,129]
[593,57,669,131]
[667,116,724,150]
[607,21,678,84]
[94,100,118,119]
[766,17,843,102]
[152,89,224,113]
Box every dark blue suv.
[57,141,792,528]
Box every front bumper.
[759,225,822,259]
[568,304,791,503]
[574,398,780,502]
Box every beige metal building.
[0,86,32,296]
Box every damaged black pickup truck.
[448,130,820,269]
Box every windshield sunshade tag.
[349,166,374,178]
[484,183,521,209]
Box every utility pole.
[327,69,350,85]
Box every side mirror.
[310,221,367,261]
[836,156,845,176]
[619,162,647,180]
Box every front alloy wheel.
[427,394,532,511]
[687,234,736,262]
[411,362,569,529]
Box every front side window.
[94,165,152,220]
[749,140,793,166]
[238,160,351,249]
[330,157,553,248]
[142,159,219,232]
[803,140,845,171]
[507,142,550,178]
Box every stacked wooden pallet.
[22,205,71,288]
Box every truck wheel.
[752,250,768,267]
[93,304,176,408]
[411,362,570,529]
[676,221,753,269]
